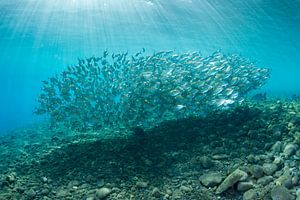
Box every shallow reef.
[1,99,300,199]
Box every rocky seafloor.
[1,99,300,200]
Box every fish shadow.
[17,105,282,186]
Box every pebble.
[216,169,248,194]
[6,173,16,184]
[172,189,183,199]
[200,172,223,187]
[276,175,293,189]
[237,181,254,191]
[26,189,36,199]
[166,189,172,195]
[97,179,105,187]
[95,187,111,200]
[179,185,192,193]
[283,144,298,157]
[68,180,80,188]
[273,156,283,166]
[212,154,229,160]
[292,115,300,124]
[292,175,299,186]
[151,187,162,198]
[243,189,259,200]
[57,189,68,197]
[270,185,293,200]
[41,188,50,195]
[296,189,300,200]
[271,141,282,154]
[143,158,152,166]
[295,150,300,157]
[16,186,26,193]
[136,181,148,188]
[246,154,256,163]
[42,177,48,183]
[263,163,278,175]
[249,165,264,178]
[198,156,215,169]
[295,133,300,144]
[288,122,294,130]
[257,176,273,186]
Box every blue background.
[0,0,300,132]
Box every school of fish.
[34,50,270,130]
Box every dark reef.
[1,99,300,199]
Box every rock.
[166,189,172,195]
[288,122,294,130]
[6,173,16,184]
[273,156,283,166]
[42,177,48,183]
[26,189,36,199]
[237,182,254,191]
[284,178,293,189]
[247,154,256,163]
[270,185,293,200]
[16,186,26,193]
[263,163,278,175]
[295,133,300,144]
[292,115,300,125]
[68,180,80,188]
[86,175,97,183]
[271,141,282,154]
[57,189,69,197]
[166,189,173,196]
[296,189,300,200]
[95,187,111,199]
[243,189,259,200]
[292,175,299,186]
[86,197,94,200]
[200,172,223,187]
[172,189,183,199]
[179,185,192,193]
[257,176,273,186]
[97,179,105,187]
[0,178,9,188]
[212,154,229,160]
[283,144,298,157]
[136,181,148,188]
[276,175,293,189]
[151,187,162,198]
[41,189,50,196]
[216,169,248,194]
[198,156,215,169]
[249,165,264,178]
[143,158,153,166]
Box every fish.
[225,88,234,96]
[175,104,186,111]
[35,50,270,131]
[169,89,181,97]
[220,99,235,106]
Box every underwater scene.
[0,0,300,199]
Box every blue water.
[0,0,300,132]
